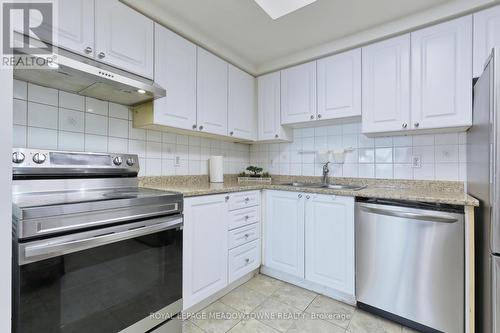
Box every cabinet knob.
[245,258,250,264]
[84,46,92,54]
[230,131,234,136]
[306,195,310,199]
[274,134,279,138]
[317,114,322,119]
[192,124,197,129]
[225,196,230,201]
[97,52,106,59]
[298,194,302,198]
[244,197,250,202]
[414,122,420,128]
[245,215,249,220]
[199,125,204,131]
[310,115,315,120]
[244,233,250,238]
[402,123,408,129]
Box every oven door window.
[15,228,182,333]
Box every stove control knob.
[12,152,25,164]
[32,153,46,164]
[113,156,123,166]
[126,158,135,167]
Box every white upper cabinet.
[196,48,228,136]
[305,194,355,297]
[95,0,154,79]
[183,194,229,310]
[228,65,256,140]
[40,0,95,57]
[474,5,500,78]
[263,191,305,278]
[411,16,472,131]
[257,73,292,141]
[362,35,411,134]
[153,24,197,131]
[280,61,317,125]
[317,49,361,120]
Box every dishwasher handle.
[359,205,458,223]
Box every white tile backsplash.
[250,121,468,181]
[14,81,250,177]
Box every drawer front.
[228,239,260,283]
[228,191,260,211]
[229,206,260,230]
[228,223,260,249]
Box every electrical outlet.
[412,155,422,168]
[175,156,180,167]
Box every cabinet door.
[362,34,411,134]
[153,24,197,131]
[183,194,229,309]
[474,5,500,78]
[305,194,354,296]
[263,191,305,278]
[95,0,154,78]
[197,48,228,136]
[411,16,472,130]
[317,49,361,120]
[228,65,256,140]
[280,61,317,125]
[258,72,281,140]
[35,0,94,57]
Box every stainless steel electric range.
[11,148,183,333]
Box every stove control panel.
[12,148,140,177]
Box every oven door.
[13,215,183,333]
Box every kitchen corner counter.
[139,176,479,207]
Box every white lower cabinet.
[183,191,261,310]
[183,194,229,310]
[263,190,355,300]
[263,190,305,278]
[305,194,355,296]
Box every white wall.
[250,121,467,181]
[13,80,250,176]
[1,68,13,331]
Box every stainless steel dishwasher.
[356,198,464,333]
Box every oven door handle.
[22,217,182,264]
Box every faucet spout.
[322,162,330,185]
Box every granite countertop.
[139,175,479,207]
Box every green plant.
[262,172,270,178]
[246,166,263,177]
[238,171,247,177]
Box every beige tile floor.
[182,274,421,333]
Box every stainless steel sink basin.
[280,182,366,191]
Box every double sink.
[280,182,367,191]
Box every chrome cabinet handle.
[402,123,408,128]
[359,205,458,223]
[97,52,106,59]
[84,46,92,54]
[192,124,197,129]
[317,114,322,119]
[298,194,302,198]
[310,115,314,120]
[414,122,420,128]
[199,125,204,131]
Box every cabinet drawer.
[228,191,260,210]
[229,206,260,230]
[228,239,260,283]
[228,223,260,249]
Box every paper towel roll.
[209,156,224,183]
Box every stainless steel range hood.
[13,40,165,106]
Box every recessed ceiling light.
[254,0,317,20]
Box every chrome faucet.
[322,162,330,185]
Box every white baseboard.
[260,266,356,306]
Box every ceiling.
[123,0,497,75]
